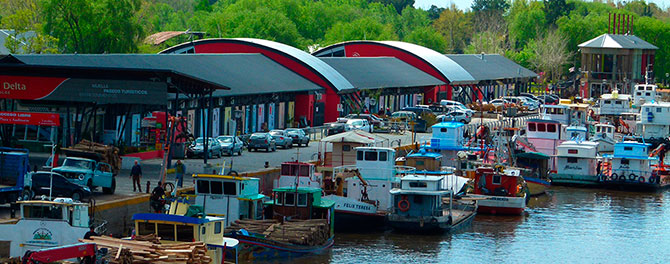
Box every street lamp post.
[230,109,243,173]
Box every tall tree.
[369,0,415,15]
[471,0,510,12]
[543,0,574,26]
[427,5,444,20]
[508,0,546,50]
[530,29,573,82]
[471,0,509,33]
[0,0,57,53]
[404,26,446,52]
[433,4,472,53]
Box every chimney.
[631,16,634,34]
[613,14,617,34]
[608,13,611,34]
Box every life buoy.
[629,173,637,181]
[398,197,410,212]
[638,176,646,183]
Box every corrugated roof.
[578,34,658,50]
[0,30,36,54]
[319,57,445,91]
[4,54,322,95]
[444,54,538,81]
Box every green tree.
[529,29,573,82]
[404,26,446,52]
[370,0,415,14]
[543,0,573,26]
[465,30,510,54]
[427,5,444,20]
[471,0,510,12]
[323,17,398,45]
[0,0,57,53]
[433,4,472,53]
[508,0,545,50]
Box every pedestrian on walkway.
[175,160,185,188]
[130,160,142,192]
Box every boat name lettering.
[489,197,509,201]
[341,202,373,211]
[564,165,583,170]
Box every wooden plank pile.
[229,219,330,247]
[79,236,211,264]
[63,139,122,174]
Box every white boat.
[637,101,670,140]
[596,91,634,117]
[552,140,601,186]
[592,123,616,153]
[0,198,90,258]
[633,83,657,106]
[600,141,667,190]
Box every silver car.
[187,137,223,158]
[269,130,293,149]
[216,136,244,156]
[248,133,277,152]
[285,128,309,147]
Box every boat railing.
[332,165,416,179]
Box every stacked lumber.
[134,233,161,244]
[229,219,330,247]
[63,139,121,173]
[79,236,211,264]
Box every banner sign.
[0,75,167,105]
[0,111,60,126]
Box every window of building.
[138,222,155,236]
[528,123,536,131]
[223,181,236,195]
[537,123,546,132]
[492,175,502,184]
[379,151,388,161]
[284,192,295,206]
[210,181,223,195]
[567,157,579,163]
[157,224,175,241]
[342,145,351,151]
[364,151,377,161]
[298,193,308,207]
[197,180,210,194]
[357,151,363,161]
[176,225,195,242]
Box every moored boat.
[551,140,601,186]
[599,141,670,191]
[468,167,527,215]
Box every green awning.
[516,151,550,160]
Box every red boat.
[469,167,527,215]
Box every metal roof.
[319,57,445,91]
[578,34,658,50]
[313,40,476,84]
[444,54,537,81]
[2,54,322,95]
[0,30,36,54]
[160,38,354,92]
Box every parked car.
[516,96,539,110]
[519,93,540,101]
[438,110,471,124]
[428,105,450,115]
[248,133,277,152]
[216,136,244,156]
[285,128,310,147]
[52,157,116,194]
[30,171,92,201]
[346,119,372,132]
[390,111,418,121]
[489,99,511,107]
[401,106,434,117]
[327,121,348,136]
[269,130,293,149]
[440,100,474,117]
[187,137,222,158]
[344,114,385,127]
[537,95,559,105]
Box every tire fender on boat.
[639,176,646,183]
[649,176,657,184]
[628,173,637,181]
[610,173,618,181]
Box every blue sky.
[413,0,668,11]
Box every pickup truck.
[52,157,116,194]
[0,147,32,204]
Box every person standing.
[130,160,142,192]
[175,160,185,188]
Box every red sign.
[0,75,68,100]
[0,111,60,126]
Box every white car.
[441,100,474,117]
[438,111,471,124]
[489,99,511,107]
[517,96,540,110]
[346,119,372,132]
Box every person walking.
[130,160,142,192]
[175,160,185,188]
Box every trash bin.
[171,142,185,159]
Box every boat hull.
[550,173,600,186]
[599,177,670,191]
[334,209,387,231]
[523,176,551,196]
[231,233,334,261]
[469,194,526,215]
[388,211,476,233]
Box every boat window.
[615,101,622,105]
[647,87,653,91]
[492,175,502,184]
[281,164,293,175]
[416,160,425,166]
[157,223,175,241]
[275,192,283,205]
[607,128,612,133]
[604,100,610,104]
[214,222,222,234]
[298,193,308,207]
[379,151,388,161]
[568,149,578,154]
[409,181,427,188]
[528,123,536,131]
[621,159,630,165]
[210,181,223,195]
[537,123,546,132]
[299,165,310,177]
[364,151,378,161]
[357,151,363,161]
[285,192,296,206]
[547,124,556,133]
[176,225,195,242]
[342,145,351,151]
[637,92,642,96]
[596,127,601,132]
[23,205,63,220]
[223,182,236,195]
[657,107,662,113]
[646,92,651,96]
[624,146,633,151]
[202,226,206,235]
[137,222,155,236]
[440,128,447,132]
[645,107,650,112]
[567,157,579,163]
[197,180,210,194]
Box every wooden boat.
[514,151,551,196]
[132,212,240,263]
[388,174,475,233]
[191,174,266,227]
[468,167,527,215]
[551,140,601,186]
[227,187,335,260]
[599,141,670,191]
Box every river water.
[272,187,670,264]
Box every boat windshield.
[63,159,93,170]
[23,205,64,220]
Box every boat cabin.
[390,175,450,217]
[526,119,562,140]
[638,101,670,139]
[565,126,588,140]
[132,213,239,263]
[598,92,633,116]
[405,149,442,172]
[268,187,334,231]
[594,124,615,139]
[19,199,90,228]
[429,122,466,151]
[604,141,658,180]
[555,141,599,177]
[194,174,265,227]
[633,84,657,106]
[277,162,321,189]
[541,105,570,125]
[473,167,522,197]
